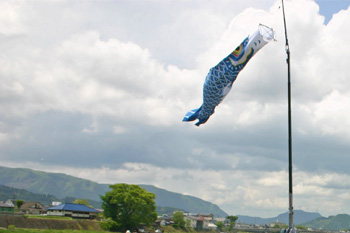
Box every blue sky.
[0,0,350,218]
[316,0,350,23]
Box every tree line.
[99,183,237,232]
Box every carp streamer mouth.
[259,24,275,42]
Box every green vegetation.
[296,225,307,229]
[24,215,73,220]
[303,214,350,230]
[142,185,227,217]
[0,166,109,204]
[73,199,92,207]
[100,183,157,231]
[16,200,24,208]
[0,215,103,231]
[0,184,101,209]
[0,166,228,217]
[215,221,224,230]
[172,211,185,228]
[0,229,106,233]
[0,184,59,206]
[226,215,238,230]
[156,206,185,215]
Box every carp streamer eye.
[232,44,243,57]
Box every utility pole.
[281,0,295,232]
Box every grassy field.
[24,215,73,220]
[0,215,103,231]
[0,228,107,233]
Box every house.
[0,200,15,214]
[184,213,215,230]
[235,222,255,229]
[19,202,46,215]
[206,222,218,230]
[155,215,174,226]
[184,215,203,229]
[51,201,62,206]
[47,203,101,219]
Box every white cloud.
[0,0,349,218]
[0,1,28,35]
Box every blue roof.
[47,203,100,213]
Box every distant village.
[1,199,345,233]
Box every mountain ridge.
[2,166,345,230]
[0,184,102,208]
[0,166,227,217]
[302,214,350,231]
[237,210,323,225]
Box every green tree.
[73,199,91,207]
[226,215,238,230]
[216,221,224,230]
[100,183,157,231]
[16,200,24,209]
[186,219,191,228]
[296,225,306,229]
[173,211,185,228]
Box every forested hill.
[141,184,227,217]
[0,166,109,201]
[0,184,101,208]
[237,210,323,225]
[0,184,57,205]
[237,211,350,231]
[303,214,350,231]
[0,166,227,217]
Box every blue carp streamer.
[183,24,274,126]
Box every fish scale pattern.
[198,44,253,126]
[183,25,274,126]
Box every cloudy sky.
[1,0,349,218]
